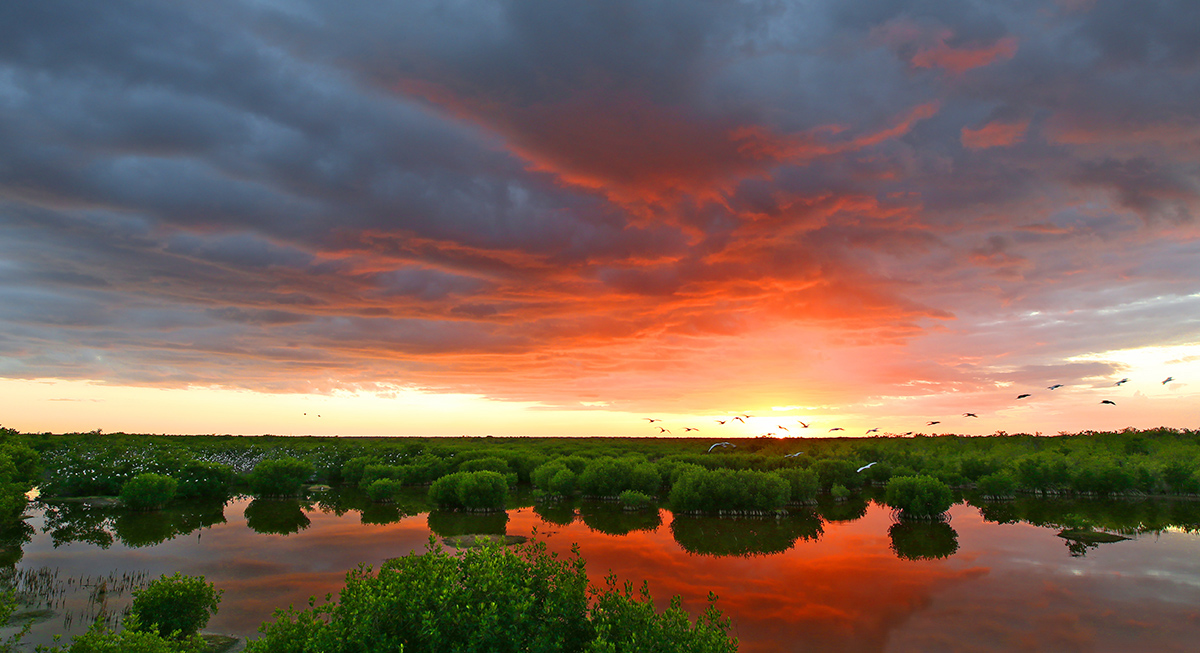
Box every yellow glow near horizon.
[0,378,765,437]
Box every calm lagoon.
[6,491,1200,652]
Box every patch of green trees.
[245,539,737,653]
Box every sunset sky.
[1,0,1197,437]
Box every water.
[5,490,1200,652]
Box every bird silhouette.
[963,413,978,418]
[797,421,810,428]
[777,425,790,432]
[656,426,670,434]
[1048,384,1064,390]
[856,462,878,473]
[733,416,746,423]
[684,427,699,432]
[645,418,662,423]
[927,421,940,426]
[1116,378,1129,386]
[715,420,727,425]
[866,428,880,434]
[1101,400,1116,405]
[903,432,914,436]
[1017,394,1032,399]
[828,427,844,432]
[1163,377,1175,385]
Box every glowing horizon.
[1,2,1197,437]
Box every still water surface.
[6,491,1200,652]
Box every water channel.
[4,489,1200,652]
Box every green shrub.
[888,521,959,561]
[774,469,818,503]
[884,475,953,519]
[340,456,377,486]
[830,484,850,501]
[977,471,1017,498]
[458,456,511,475]
[248,458,314,497]
[174,461,234,499]
[246,539,735,653]
[429,471,507,511]
[128,572,222,640]
[618,490,654,510]
[365,479,404,503]
[668,468,788,513]
[119,474,178,511]
[549,469,578,496]
[50,616,205,652]
[579,458,636,497]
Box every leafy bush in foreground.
[246,539,737,653]
[884,475,953,518]
[119,474,178,511]
[668,468,788,514]
[128,572,222,640]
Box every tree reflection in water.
[533,500,577,527]
[670,509,823,557]
[888,520,959,561]
[41,499,227,548]
[243,498,311,535]
[578,502,662,536]
[815,495,869,522]
[426,510,508,537]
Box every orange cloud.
[962,119,1030,150]
[912,36,1018,74]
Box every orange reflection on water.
[17,497,1200,652]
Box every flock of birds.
[645,375,1181,453]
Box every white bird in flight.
[784,452,804,458]
[707,442,735,453]
[856,462,878,473]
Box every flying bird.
[656,426,671,434]
[797,421,810,428]
[1017,394,1032,399]
[963,413,978,418]
[645,418,662,423]
[856,462,878,473]
[1116,378,1129,386]
[1048,384,1064,390]
[784,452,805,458]
[927,421,940,426]
[776,425,790,432]
[1101,400,1116,405]
[829,427,844,432]
[866,428,880,434]
[707,442,735,453]
[684,427,699,432]
[1163,377,1175,384]
[903,432,914,436]
[715,420,727,425]
[733,416,746,423]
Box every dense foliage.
[15,425,1200,516]
[128,572,223,639]
[119,473,178,511]
[248,457,314,497]
[668,468,788,514]
[245,538,736,653]
[884,475,954,519]
[428,470,508,511]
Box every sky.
[0,0,1198,437]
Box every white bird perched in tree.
[707,442,735,453]
[856,462,878,473]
